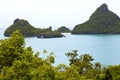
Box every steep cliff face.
[95,3,109,14]
[72,3,120,34]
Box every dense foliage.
[0,30,120,80]
[56,26,71,33]
[4,19,63,38]
[72,3,120,34]
[0,30,56,79]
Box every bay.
[1,28,120,66]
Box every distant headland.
[4,19,64,38]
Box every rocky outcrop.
[37,32,64,38]
[97,3,109,14]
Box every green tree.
[105,69,113,80]
[64,64,80,80]
[0,30,24,68]
[65,50,78,65]
[66,50,94,74]
[0,30,56,80]
[55,64,68,80]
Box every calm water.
[1,28,120,66]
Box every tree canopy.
[0,30,120,80]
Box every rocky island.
[56,26,71,33]
[4,19,64,38]
[72,3,120,34]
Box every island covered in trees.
[4,3,120,38]
[72,3,120,34]
[56,26,71,33]
[4,19,64,38]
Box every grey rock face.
[99,3,108,14]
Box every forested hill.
[56,26,71,33]
[72,3,120,34]
[4,19,63,38]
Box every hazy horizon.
[0,0,120,29]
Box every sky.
[0,0,120,29]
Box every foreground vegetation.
[0,30,120,80]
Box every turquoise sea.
[1,28,120,66]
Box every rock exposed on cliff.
[37,31,64,38]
